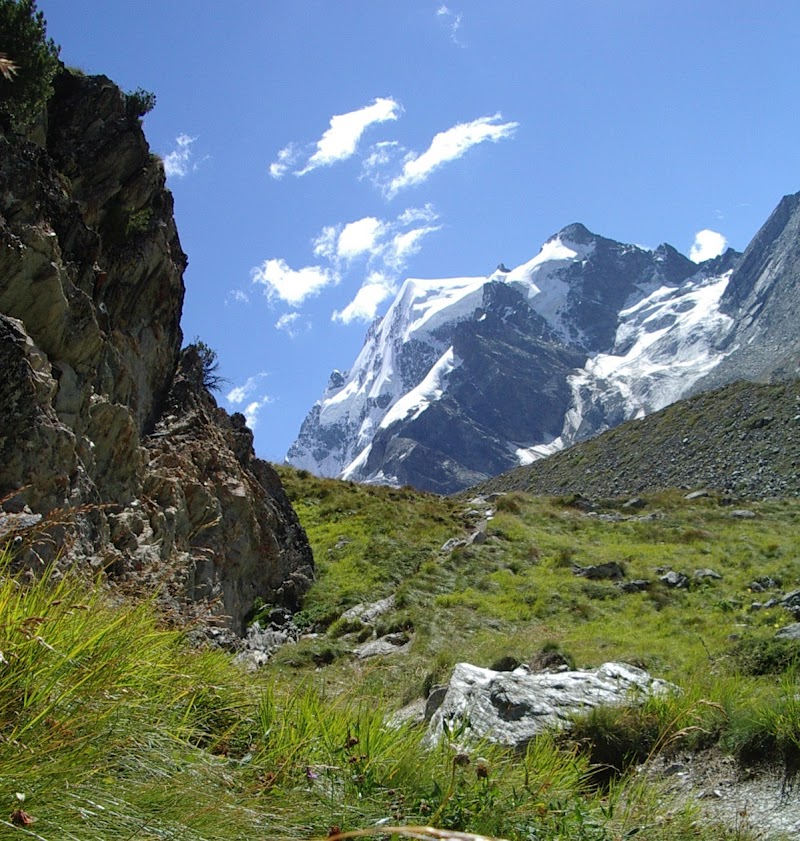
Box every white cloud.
[269,142,302,179]
[251,258,336,306]
[386,225,441,270]
[337,217,386,260]
[436,4,465,47]
[689,229,728,263]
[386,114,518,197]
[226,289,250,305]
[295,97,402,176]
[360,140,403,183]
[243,396,273,429]
[163,134,197,177]
[261,206,441,326]
[312,225,339,260]
[313,217,388,263]
[226,373,268,405]
[397,203,438,226]
[275,312,309,338]
[333,272,396,324]
[312,207,440,273]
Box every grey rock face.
[695,193,800,388]
[0,71,313,634]
[426,661,674,750]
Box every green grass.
[0,548,711,841]
[4,470,800,839]
[272,470,800,796]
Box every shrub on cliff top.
[0,0,60,130]
[188,337,229,393]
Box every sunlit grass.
[4,469,800,839]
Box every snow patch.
[559,271,734,445]
[380,347,458,429]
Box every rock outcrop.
[0,70,313,633]
[425,661,673,750]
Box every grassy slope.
[277,471,800,693]
[3,470,800,839]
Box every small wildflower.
[10,809,35,826]
[305,765,319,780]
[475,757,490,779]
[453,751,471,766]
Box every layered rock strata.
[0,70,312,633]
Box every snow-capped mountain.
[287,192,800,493]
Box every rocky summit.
[0,70,313,634]
[288,196,800,494]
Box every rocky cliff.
[0,70,313,634]
[693,192,800,390]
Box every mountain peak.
[287,189,799,493]
[554,222,596,245]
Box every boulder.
[426,661,674,750]
[572,561,625,581]
[694,568,723,581]
[775,623,800,640]
[618,579,651,593]
[352,632,411,660]
[660,571,690,589]
[342,595,396,624]
[441,537,468,553]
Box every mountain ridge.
[287,210,785,493]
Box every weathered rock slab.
[426,661,674,749]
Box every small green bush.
[0,0,60,129]
[125,206,152,237]
[568,702,664,786]
[125,85,156,119]
[328,615,366,638]
[188,337,229,393]
[729,636,800,676]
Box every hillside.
[472,378,800,500]
[5,465,800,839]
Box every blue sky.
[38,1,800,461]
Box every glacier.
[286,222,742,492]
